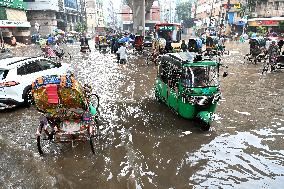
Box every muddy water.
[0,41,283,188]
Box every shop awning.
[0,20,31,28]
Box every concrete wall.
[27,10,57,36]
[26,0,59,11]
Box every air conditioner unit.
[251,13,258,17]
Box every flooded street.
[0,41,284,188]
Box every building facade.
[86,0,96,33]
[103,0,116,29]
[96,0,104,28]
[26,0,86,36]
[252,0,284,18]
[195,0,284,29]
[0,0,31,43]
[159,0,177,23]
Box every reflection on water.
[0,42,284,188]
[185,129,284,188]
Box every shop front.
[247,17,283,33]
[0,0,31,44]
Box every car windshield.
[182,66,219,88]
[156,26,181,42]
[0,69,9,81]
[145,36,152,41]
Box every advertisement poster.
[64,0,77,9]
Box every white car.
[0,57,72,109]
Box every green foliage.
[256,26,267,36]
[176,1,193,28]
[75,22,87,33]
[279,21,284,31]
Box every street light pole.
[142,0,145,36]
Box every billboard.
[0,0,27,10]
[64,0,77,9]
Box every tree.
[176,1,194,28]
[279,21,284,31]
[75,22,87,33]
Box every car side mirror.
[223,72,228,77]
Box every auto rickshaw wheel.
[199,120,211,131]
[154,90,162,102]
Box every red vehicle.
[134,35,144,52]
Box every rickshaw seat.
[46,84,59,104]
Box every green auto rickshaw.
[154,52,227,130]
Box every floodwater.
[0,41,284,188]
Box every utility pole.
[142,0,145,36]
[209,0,214,27]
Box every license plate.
[62,121,81,133]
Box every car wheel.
[24,88,34,106]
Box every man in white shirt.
[117,43,127,64]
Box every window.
[0,69,9,80]
[25,61,42,74]
[38,59,56,70]
[275,1,279,10]
[160,59,170,83]
[17,61,42,75]
[17,65,26,75]
[182,66,219,88]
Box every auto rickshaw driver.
[192,67,207,87]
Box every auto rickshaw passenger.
[193,67,207,87]
[181,40,187,52]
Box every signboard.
[64,0,77,9]
[222,2,242,9]
[0,0,27,10]
[248,20,279,27]
[0,20,31,28]
[157,25,175,31]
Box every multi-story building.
[252,0,284,18]
[0,0,31,43]
[26,0,86,36]
[195,0,246,29]
[86,0,97,33]
[103,0,116,29]
[96,0,104,27]
[195,0,284,27]
[145,1,160,31]
[159,0,177,23]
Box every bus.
[154,23,182,51]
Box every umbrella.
[70,31,78,34]
[118,38,126,43]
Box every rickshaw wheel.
[89,126,99,154]
[36,124,55,155]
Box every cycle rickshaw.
[32,74,100,155]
